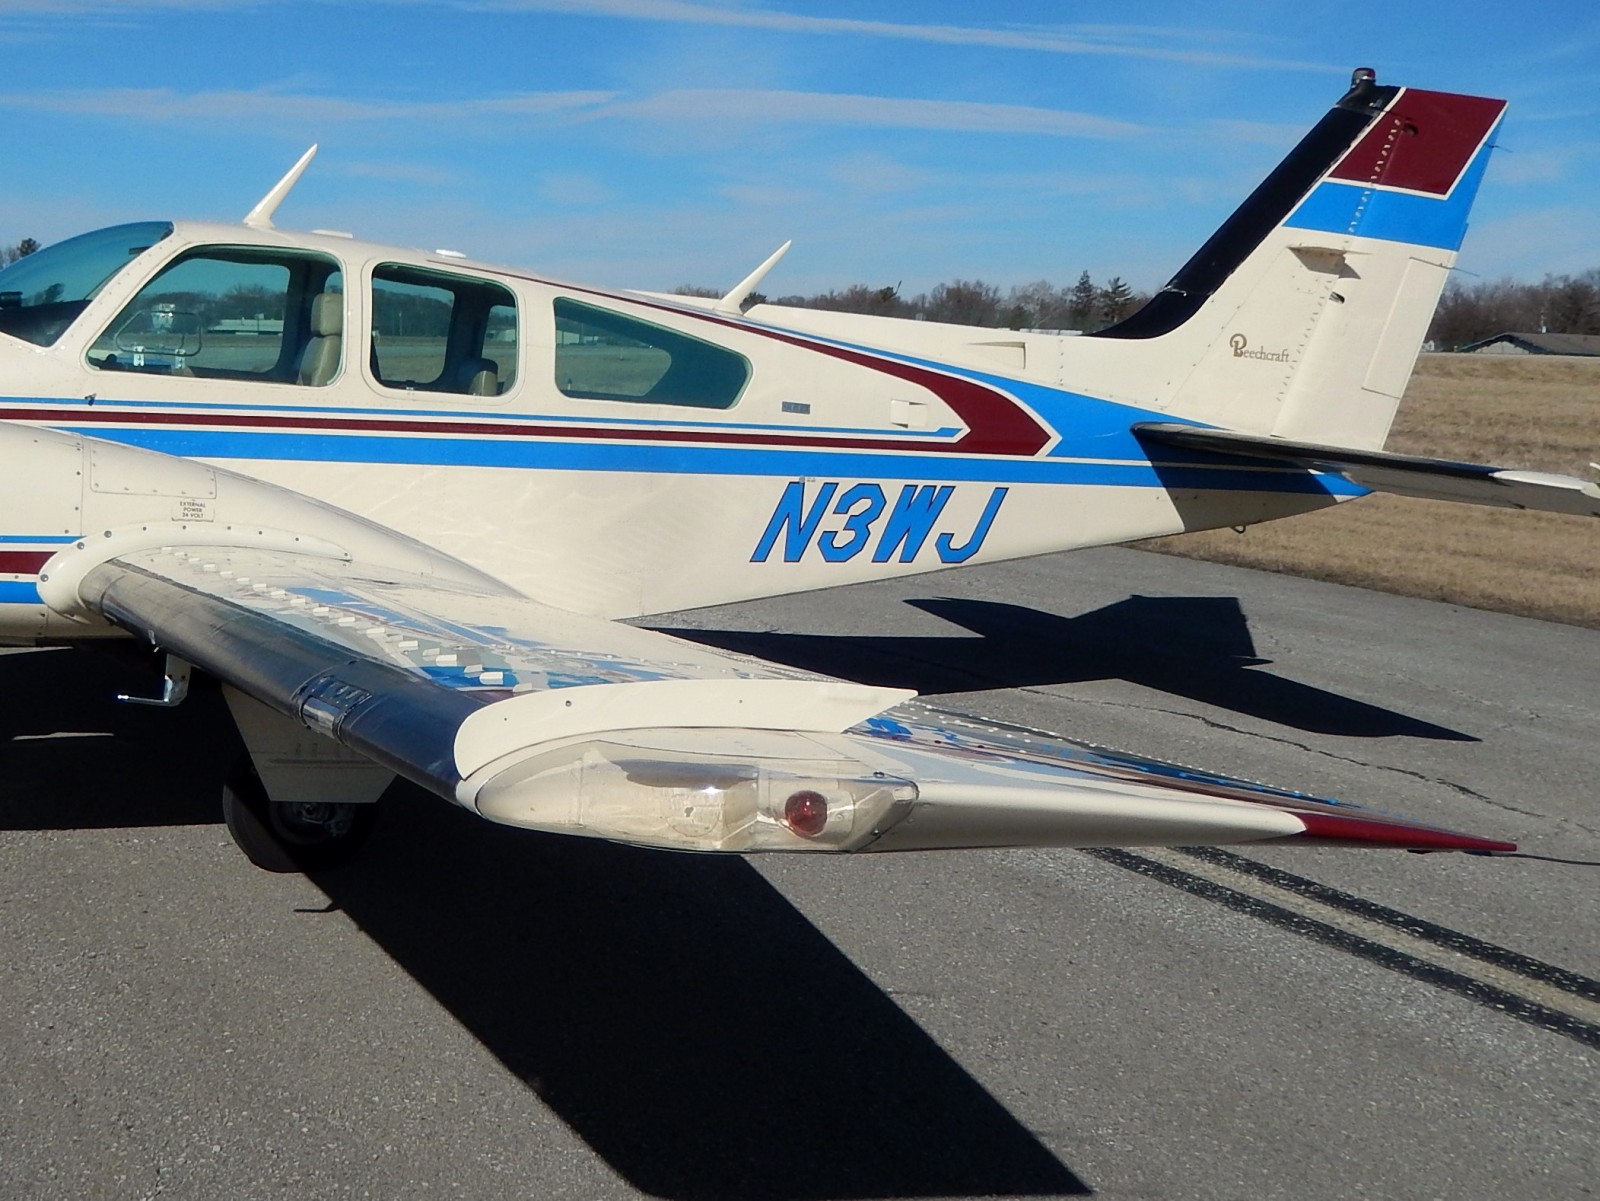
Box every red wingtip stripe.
[1293,810,1516,853]
[1329,88,1506,198]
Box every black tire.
[221,756,377,873]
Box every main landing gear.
[219,685,394,874]
[221,755,378,873]
[115,654,393,873]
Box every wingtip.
[1290,809,1517,854]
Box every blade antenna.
[243,144,319,230]
[716,240,791,315]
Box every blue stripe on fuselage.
[5,332,1365,499]
[54,423,1362,495]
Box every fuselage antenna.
[243,145,319,230]
[717,240,792,315]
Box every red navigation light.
[783,789,828,838]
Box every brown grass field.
[1138,354,1600,628]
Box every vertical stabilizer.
[1093,71,1504,449]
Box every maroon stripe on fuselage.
[1329,88,1505,197]
[0,405,1007,455]
[727,324,1051,456]
[0,551,51,574]
[474,267,1054,457]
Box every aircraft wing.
[1135,422,1600,517]
[58,540,1514,854]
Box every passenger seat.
[296,293,343,387]
[450,355,499,396]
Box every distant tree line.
[1,237,39,267]
[683,263,1600,348]
[1428,269,1600,348]
[679,270,1149,332]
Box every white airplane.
[0,69,1590,872]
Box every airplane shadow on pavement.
[0,645,234,828]
[316,793,1091,1199]
[0,646,1089,1199]
[655,594,1476,742]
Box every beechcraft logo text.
[1229,333,1291,362]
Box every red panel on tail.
[1329,88,1505,197]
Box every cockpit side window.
[553,298,750,409]
[370,264,518,397]
[87,247,343,385]
[0,222,173,348]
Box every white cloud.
[1460,206,1600,279]
[538,171,616,207]
[823,153,938,196]
[1488,144,1600,187]
[331,160,462,187]
[1205,118,1309,148]
[0,0,1322,71]
[596,89,1147,139]
[0,86,618,125]
[0,82,1144,141]
[473,0,1326,71]
[0,0,239,11]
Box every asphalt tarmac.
[2,545,1595,1200]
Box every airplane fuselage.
[0,219,1354,638]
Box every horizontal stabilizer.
[1135,422,1600,518]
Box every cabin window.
[370,264,517,397]
[0,222,173,348]
[87,247,343,384]
[553,298,750,409]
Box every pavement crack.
[1074,695,1561,817]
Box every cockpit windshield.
[0,221,173,348]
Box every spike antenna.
[243,145,319,230]
[716,240,792,315]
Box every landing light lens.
[783,789,829,837]
[468,730,917,852]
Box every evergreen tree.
[1096,276,1135,327]
[1067,270,1097,330]
[1,238,40,267]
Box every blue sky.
[1,1,1597,296]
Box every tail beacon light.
[466,728,917,853]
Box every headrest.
[309,292,343,337]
